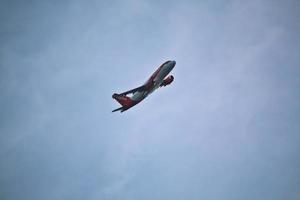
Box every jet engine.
[160,75,174,87]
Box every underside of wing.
[119,85,146,96]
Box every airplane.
[112,60,176,112]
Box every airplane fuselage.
[132,60,176,102]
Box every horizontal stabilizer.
[112,107,124,112]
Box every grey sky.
[1,0,300,200]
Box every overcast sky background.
[1,0,300,200]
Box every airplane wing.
[119,85,146,96]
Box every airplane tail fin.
[112,93,134,107]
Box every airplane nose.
[171,60,176,68]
